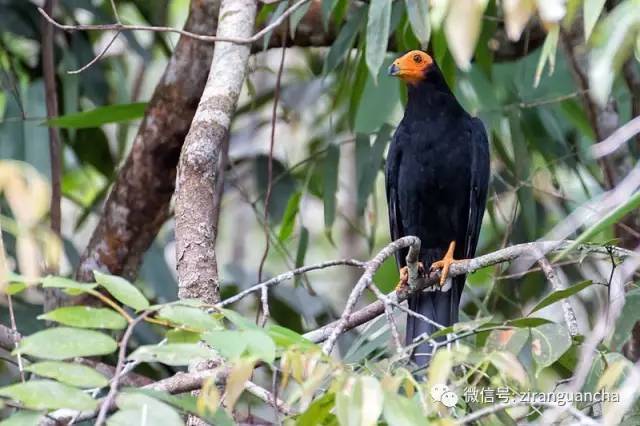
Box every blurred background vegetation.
[1,0,640,422]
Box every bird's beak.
[388,63,400,77]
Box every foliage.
[0,0,640,424]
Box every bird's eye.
[413,54,422,63]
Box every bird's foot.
[430,241,459,286]
[395,262,425,292]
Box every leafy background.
[0,0,640,424]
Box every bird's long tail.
[406,275,464,369]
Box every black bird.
[385,50,490,367]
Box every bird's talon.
[395,262,425,292]
[395,266,409,292]
[430,241,457,286]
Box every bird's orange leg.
[430,241,458,286]
[395,262,425,292]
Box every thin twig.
[257,23,288,327]
[108,0,121,23]
[48,366,294,423]
[456,399,598,425]
[321,236,421,355]
[536,256,579,336]
[95,311,150,426]
[69,31,121,74]
[591,115,640,158]
[244,380,295,416]
[368,283,403,354]
[41,0,62,256]
[218,259,365,307]
[37,0,311,45]
[6,295,24,382]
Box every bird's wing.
[385,129,405,268]
[464,117,490,259]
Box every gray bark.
[175,0,257,304]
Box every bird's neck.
[404,68,465,119]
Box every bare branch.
[368,283,403,354]
[456,399,598,425]
[6,295,24,382]
[258,29,288,327]
[592,115,640,158]
[95,311,150,426]
[37,0,311,46]
[49,366,294,424]
[536,256,579,336]
[218,259,364,307]
[305,240,637,345]
[68,31,121,75]
[321,236,421,355]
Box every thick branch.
[175,0,257,303]
[74,0,220,284]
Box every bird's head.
[388,50,433,86]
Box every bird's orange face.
[388,50,433,85]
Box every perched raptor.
[386,50,490,367]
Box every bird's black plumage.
[385,54,490,367]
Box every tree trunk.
[175,0,257,303]
[73,0,221,289]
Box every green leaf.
[290,1,312,38]
[157,305,222,332]
[366,0,392,83]
[530,323,572,376]
[203,329,276,363]
[107,392,183,426]
[294,226,309,286]
[612,288,640,351]
[555,191,640,261]
[46,102,147,129]
[278,191,302,242]
[0,410,44,426]
[443,0,488,70]
[485,328,529,354]
[266,324,315,349]
[336,376,383,426]
[322,0,340,29]
[24,361,108,388]
[584,0,607,41]
[128,344,216,366]
[6,282,27,296]
[0,380,98,411]
[134,389,232,426]
[323,144,340,231]
[405,0,431,47]
[219,308,259,330]
[298,392,335,426]
[357,125,393,214]
[534,24,560,87]
[504,317,552,328]
[94,270,149,310]
[529,280,593,315]
[383,392,425,426]
[14,327,117,360]
[324,6,366,74]
[588,1,640,105]
[489,351,528,386]
[166,329,202,344]
[41,276,97,295]
[38,306,127,329]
